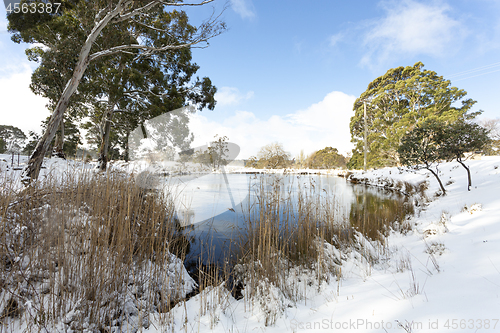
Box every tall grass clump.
[228,175,415,325]
[232,175,352,325]
[0,169,193,332]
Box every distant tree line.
[245,143,348,169]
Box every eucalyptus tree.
[13,1,89,157]
[84,9,217,170]
[307,147,347,169]
[350,62,479,169]
[8,0,225,183]
[0,125,27,153]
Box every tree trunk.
[21,71,85,184]
[124,131,130,162]
[426,167,447,195]
[53,120,66,159]
[457,158,472,191]
[21,2,128,185]
[97,101,115,171]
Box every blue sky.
[1,0,500,159]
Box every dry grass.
[231,175,353,325]
[0,170,191,331]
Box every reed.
[0,169,192,332]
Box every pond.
[162,173,414,275]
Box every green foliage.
[57,120,82,157]
[9,0,89,112]
[439,120,490,191]
[350,62,479,168]
[22,131,41,156]
[9,0,220,165]
[398,120,447,194]
[307,147,347,169]
[399,118,490,193]
[23,119,82,157]
[439,121,490,162]
[346,150,363,170]
[80,10,217,163]
[398,120,443,168]
[0,125,27,153]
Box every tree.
[256,142,291,169]
[350,62,479,169]
[193,148,212,167]
[22,131,41,156]
[245,156,259,168]
[79,8,217,170]
[8,0,225,184]
[0,137,6,154]
[439,121,490,191]
[307,147,347,169]
[208,135,229,169]
[478,118,500,156]
[398,120,447,195]
[294,149,307,168]
[0,125,27,153]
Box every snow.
[2,154,500,332]
[148,157,500,333]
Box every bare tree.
[257,142,291,169]
[478,118,500,155]
[20,0,225,184]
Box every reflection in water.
[349,186,414,241]
[163,174,414,276]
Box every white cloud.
[230,0,255,19]
[215,87,254,106]
[329,32,344,48]
[189,91,356,159]
[361,0,467,68]
[0,67,50,134]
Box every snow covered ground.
[2,154,500,332]
[144,157,500,333]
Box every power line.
[446,61,500,80]
[451,68,500,82]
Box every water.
[162,173,413,272]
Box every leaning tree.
[439,121,490,191]
[83,9,217,170]
[8,0,225,184]
[398,120,447,195]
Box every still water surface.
[163,173,411,269]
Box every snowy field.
[1,154,500,332]
[148,157,500,333]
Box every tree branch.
[113,0,215,23]
[88,39,207,62]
